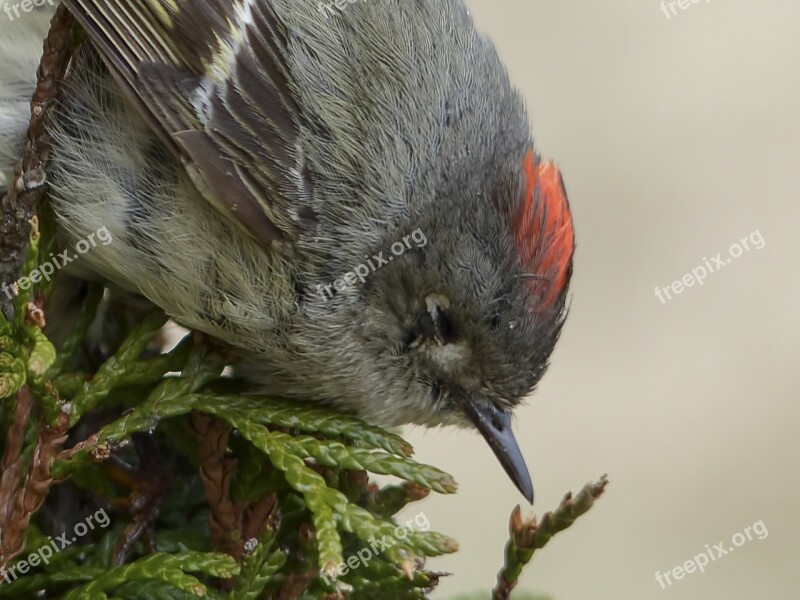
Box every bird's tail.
[0,5,55,191]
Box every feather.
[62,0,311,250]
[514,150,574,311]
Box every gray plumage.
[0,0,575,501]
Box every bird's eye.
[403,331,423,351]
[402,312,433,350]
[404,299,457,349]
[418,310,438,340]
[434,308,456,342]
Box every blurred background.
[401,1,800,598]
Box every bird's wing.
[63,0,312,250]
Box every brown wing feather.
[62,0,313,250]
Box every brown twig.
[277,567,319,600]
[0,386,35,535]
[191,412,246,561]
[0,6,78,549]
[0,4,75,318]
[492,475,609,600]
[108,433,170,565]
[0,387,69,569]
[243,491,278,542]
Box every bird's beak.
[462,399,534,503]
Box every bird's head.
[353,151,574,502]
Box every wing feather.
[62,0,312,250]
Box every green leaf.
[0,333,26,400]
[68,310,169,424]
[60,552,238,599]
[52,345,224,478]
[113,579,202,600]
[191,393,413,457]
[232,542,287,600]
[0,566,104,597]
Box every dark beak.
[462,400,534,503]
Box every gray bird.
[0,0,575,502]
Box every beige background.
[400,1,800,598]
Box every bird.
[0,0,574,503]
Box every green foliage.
[0,208,607,599]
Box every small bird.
[0,0,574,502]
